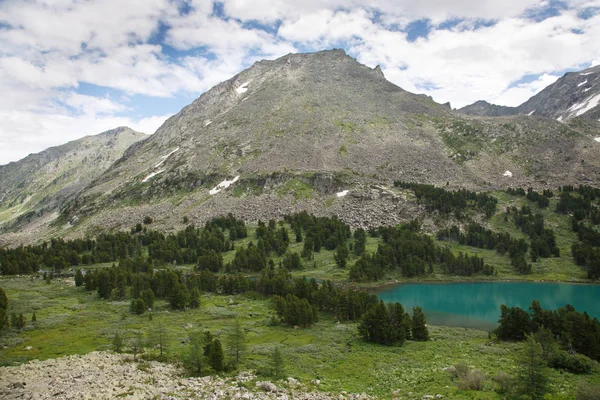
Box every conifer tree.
[113,331,123,353]
[186,332,208,374]
[208,339,225,372]
[189,287,201,309]
[412,306,429,341]
[270,346,285,379]
[0,287,7,330]
[517,334,549,400]
[74,269,84,287]
[226,319,247,366]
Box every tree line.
[394,181,498,218]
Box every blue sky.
[0,0,599,164]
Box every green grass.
[276,179,314,201]
[1,276,596,399]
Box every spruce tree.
[412,306,429,341]
[270,346,285,379]
[31,312,37,323]
[189,287,201,309]
[0,287,7,330]
[113,331,123,353]
[517,334,549,400]
[74,269,84,287]
[185,332,208,375]
[208,339,225,372]
[226,319,247,366]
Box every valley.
[1,185,600,399]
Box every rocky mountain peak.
[459,64,600,121]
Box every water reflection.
[375,282,600,331]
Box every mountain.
[459,65,600,121]
[4,50,600,244]
[0,127,147,233]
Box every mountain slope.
[458,64,600,121]
[0,127,147,231]
[4,50,600,244]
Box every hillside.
[0,127,147,235]
[3,50,600,245]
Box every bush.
[548,351,596,374]
[458,369,485,391]
[143,216,153,225]
[493,371,514,394]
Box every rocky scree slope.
[459,64,600,121]
[5,50,600,244]
[0,351,375,400]
[0,127,147,232]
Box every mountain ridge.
[3,50,600,246]
[0,126,147,233]
[458,64,600,121]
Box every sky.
[1,0,600,165]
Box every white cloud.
[493,73,561,106]
[0,110,167,165]
[221,0,541,23]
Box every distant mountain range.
[0,127,146,235]
[458,65,600,121]
[2,50,600,245]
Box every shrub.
[548,351,596,374]
[493,371,514,394]
[458,369,485,391]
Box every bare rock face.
[0,351,375,400]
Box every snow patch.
[584,87,592,92]
[594,137,600,142]
[527,110,535,116]
[142,169,165,183]
[204,120,212,127]
[567,93,600,117]
[581,72,593,76]
[210,176,240,195]
[235,81,251,94]
[578,80,588,87]
[503,170,513,177]
[154,147,179,169]
[336,190,349,198]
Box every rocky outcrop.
[0,352,374,400]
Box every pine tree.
[31,312,37,323]
[226,319,247,366]
[142,288,155,310]
[189,287,201,309]
[208,339,225,372]
[97,269,112,299]
[113,331,123,353]
[270,346,285,379]
[74,270,84,287]
[517,334,549,400]
[150,319,168,360]
[0,287,8,330]
[185,332,208,375]
[412,306,429,341]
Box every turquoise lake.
[375,282,600,331]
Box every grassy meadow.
[1,191,599,399]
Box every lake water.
[375,282,600,331]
